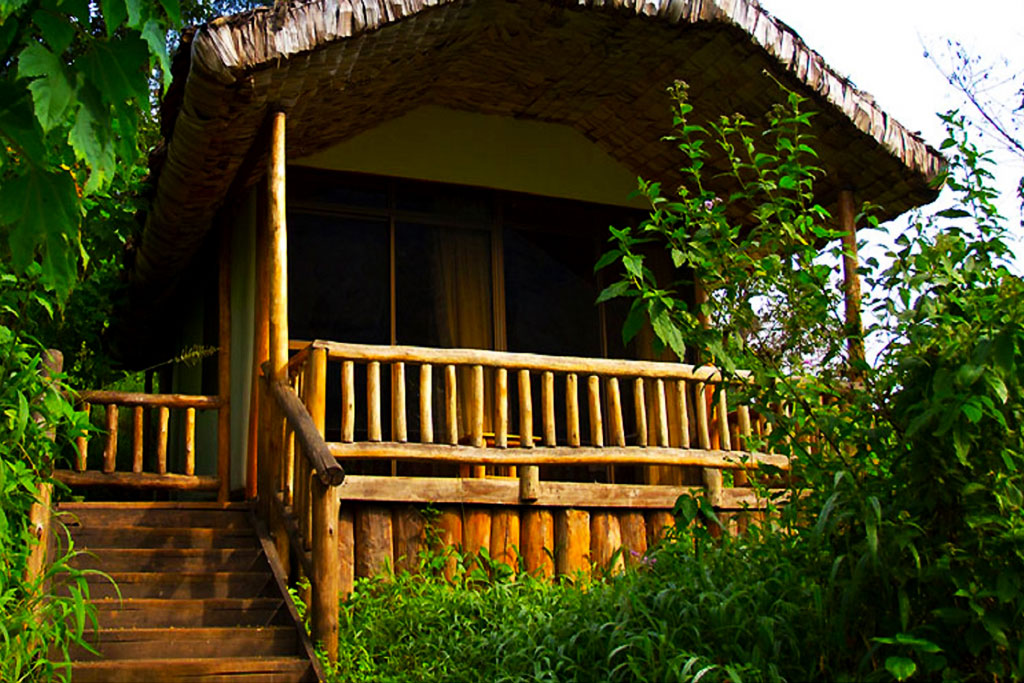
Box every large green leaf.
[141,19,171,90]
[68,97,115,194]
[79,34,150,107]
[0,81,46,163]
[18,43,75,132]
[32,9,74,54]
[99,0,126,35]
[0,167,80,296]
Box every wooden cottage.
[49,0,945,678]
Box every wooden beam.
[327,441,790,470]
[247,181,270,500]
[53,470,220,491]
[335,474,787,510]
[79,391,223,409]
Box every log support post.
[839,189,865,381]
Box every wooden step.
[64,572,275,599]
[70,526,259,549]
[71,626,300,660]
[59,503,253,530]
[70,547,266,572]
[91,598,291,628]
[70,656,315,682]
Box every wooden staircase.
[57,502,323,682]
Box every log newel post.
[265,110,290,561]
[839,189,865,381]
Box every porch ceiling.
[138,0,944,298]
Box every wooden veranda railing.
[54,391,230,500]
[287,339,789,506]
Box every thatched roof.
[137,0,944,298]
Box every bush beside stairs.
[56,501,323,682]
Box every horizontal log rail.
[297,339,748,382]
[56,390,227,497]
[327,442,790,470]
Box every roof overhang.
[136,0,945,307]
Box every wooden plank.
[54,470,220,492]
[392,505,424,575]
[646,510,675,546]
[489,508,519,571]
[355,505,393,579]
[104,404,117,474]
[338,506,355,598]
[434,507,462,581]
[88,597,288,629]
[463,507,491,569]
[317,340,739,382]
[419,364,433,444]
[70,656,311,682]
[184,407,196,476]
[71,626,299,661]
[521,509,554,577]
[619,511,647,563]
[132,406,144,474]
[566,372,580,447]
[590,512,624,574]
[328,441,790,470]
[554,508,590,577]
[80,391,223,409]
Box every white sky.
[759,0,1024,263]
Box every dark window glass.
[287,211,389,345]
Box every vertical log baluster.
[284,421,295,506]
[132,406,144,474]
[103,404,118,474]
[184,407,196,476]
[587,375,603,447]
[676,380,690,448]
[445,364,458,446]
[634,378,647,447]
[367,361,382,442]
[541,371,556,447]
[392,362,407,443]
[735,404,752,486]
[566,373,580,447]
[717,386,732,451]
[695,382,711,450]
[157,406,169,474]
[341,361,355,443]
[607,377,625,448]
[76,403,90,472]
[470,365,485,477]
[519,370,538,501]
[495,368,508,448]
[420,364,433,444]
[654,379,669,447]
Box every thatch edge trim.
[187,0,942,181]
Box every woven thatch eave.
[136,0,945,303]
